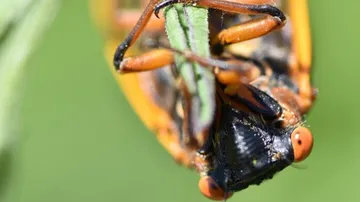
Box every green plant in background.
[0,0,60,155]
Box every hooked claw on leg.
[154,0,185,18]
[113,43,128,71]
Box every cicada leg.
[113,0,285,71]
[113,0,166,69]
[287,0,316,113]
[154,0,286,47]
[113,0,164,32]
[161,45,262,83]
[119,49,175,73]
[90,0,164,37]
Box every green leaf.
[164,4,215,141]
[0,0,60,154]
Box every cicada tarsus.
[90,0,316,200]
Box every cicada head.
[198,104,313,200]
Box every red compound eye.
[291,127,314,162]
[198,176,233,201]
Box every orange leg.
[114,0,286,70]
[163,45,262,84]
[154,0,286,47]
[113,0,165,69]
[113,0,164,32]
[119,49,174,73]
[119,42,263,84]
[287,0,315,113]
[90,0,164,37]
[214,15,284,46]
[214,64,261,85]
[114,0,285,70]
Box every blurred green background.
[1,0,360,202]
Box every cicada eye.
[198,176,233,201]
[291,127,314,162]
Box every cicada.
[90,0,316,200]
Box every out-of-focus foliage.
[0,0,59,154]
[0,1,59,201]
